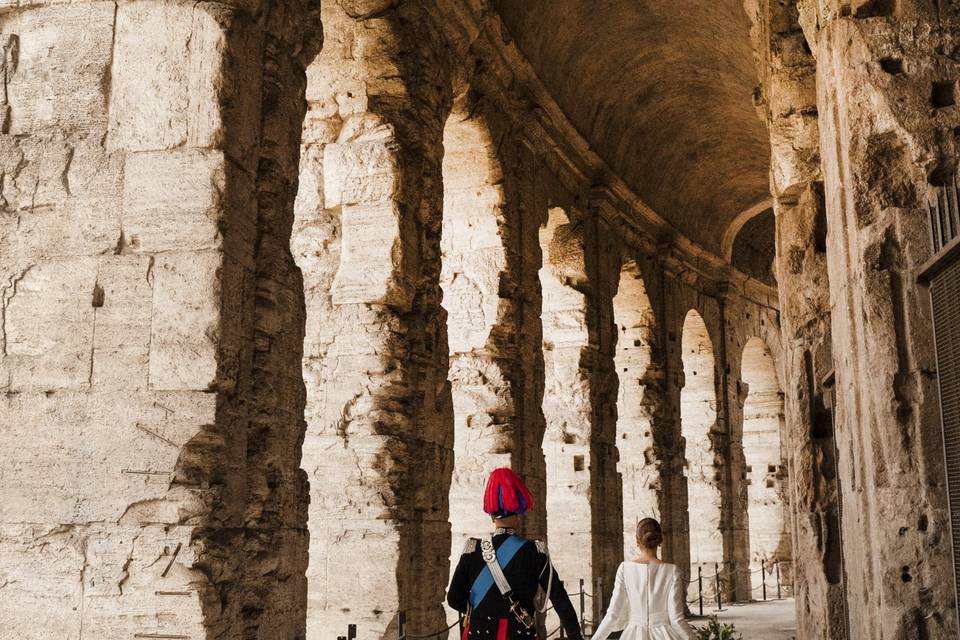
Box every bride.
[591,518,697,640]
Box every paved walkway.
[688,598,797,640]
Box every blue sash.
[469,535,527,610]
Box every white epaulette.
[462,538,479,554]
[534,540,548,555]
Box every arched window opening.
[539,207,592,594]
[680,310,724,584]
[613,262,659,558]
[441,106,512,574]
[741,337,791,596]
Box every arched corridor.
[3,1,960,639]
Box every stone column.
[742,0,849,636]
[294,3,454,636]
[510,138,550,542]
[642,260,691,576]
[804,1,960,637]
[0,0,320,638]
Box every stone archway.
[680,309,724,581]
[440,104,513,571]
[613,262,659,558]
[740,336,791,596]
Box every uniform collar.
[494,527,517,536]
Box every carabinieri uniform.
[447,528,584,640]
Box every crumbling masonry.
[1,1,959,639]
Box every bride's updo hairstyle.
[637,517,664,550]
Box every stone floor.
[689,598,798,640]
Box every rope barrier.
[403,619,462,639]
[342,563,792,639]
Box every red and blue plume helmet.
[483,468,535,518]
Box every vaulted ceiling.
[493,0,771,257]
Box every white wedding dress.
[591,562,697,640]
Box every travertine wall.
[746,0,960,636]
[442,105,513,568]
[294,2,455,636]
[541,208,594,586]
[809,1,960,637]
[743,0,848,635]
[0,0,833,637]
[0,0,320,637]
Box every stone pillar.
[0,0,320,638]
[804,1,960,636]
[643,261,690,575]
[294,3,454,636]
[510,139,549,542]
[743,0,848,635]
[718,296,754,603]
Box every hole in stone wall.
[879,57,904,75]
[813,202,828,254]
[91,284,104,308]
[932,81,956,109]
[573,455,585,472]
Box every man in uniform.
[447,468,584,640]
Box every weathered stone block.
[0,391,215,523]
[108,2,261,160]
[92,256,153,390]
[148,252,222,391]
[121,150,227,254]
[332,202,408,306]
[3,258,97,390]
[2,3,115,135]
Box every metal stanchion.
[762,559,767,601]
[348,624,357,640]
[776,562,782,600]
[398,611,407,640]
[579,578,586,630]
[698,566,704,617]
[594,576,604,629]
[714,563,723,611]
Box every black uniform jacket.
[447,533,584,640]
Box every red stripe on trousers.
[497,618,509,640]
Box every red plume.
[483,468,535,517]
